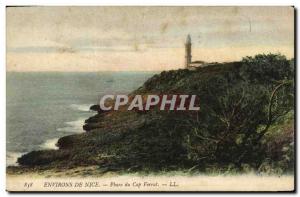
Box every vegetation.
[12,54,294,175]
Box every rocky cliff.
[9,54,295,175]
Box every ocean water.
[6,72,155,166]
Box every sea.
[6,72,156,166]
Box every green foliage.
[240,53,293,84]
[17,54,295,175]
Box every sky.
[7,6,294,72]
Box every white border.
[0,0,298,6]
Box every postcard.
[6,6,295,192]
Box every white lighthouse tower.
[185,34,192,68]
[184,35,206,70]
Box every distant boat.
[106,79,114,83]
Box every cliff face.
[13,54,295,174]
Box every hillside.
[8,54,294,175]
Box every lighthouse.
[185,34,192,68]
[184,35,206,70]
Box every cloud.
[6,6,294,71]
[7,46,76,53]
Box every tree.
[183,54,294,170]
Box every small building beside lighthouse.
[184,34,206,70]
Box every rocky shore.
[7,54,295,175]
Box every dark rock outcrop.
[89,104,110,114]
[13,55,295,174]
